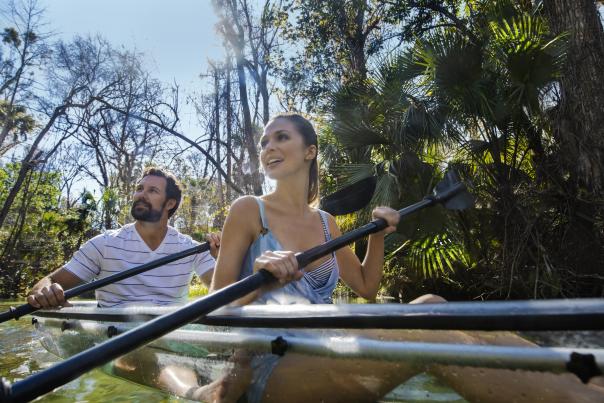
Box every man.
[27,167,219,308]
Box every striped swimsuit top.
[303,211,337,289]
[239,197,340,304]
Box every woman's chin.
[264,168,284,180]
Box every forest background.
[1,0,603,302]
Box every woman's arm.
[210,196,259,292]
[330,207,399,300]
[210,196,303,305]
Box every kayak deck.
[30,298,604,330]
[28,301,604,402]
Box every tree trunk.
[220,0,263,196]
[542,0,604,191]
[235,56,263,195]
[542,0,604,296]
[225,56,233,202]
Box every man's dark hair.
[141,167,182,217]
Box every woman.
[205,113,439,402]
[208,113,603,403]
[212,113,440,306]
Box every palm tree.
[321,1,570,300]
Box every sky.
[25,0,229,196]
[36,0,228,139]
[40,0,225,89]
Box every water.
[0,302,184,402]
[0,301,466,402]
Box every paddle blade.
[433,171,474,211]
[319,176,378,216]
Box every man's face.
[131,175,172,222]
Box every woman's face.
[259,118,316,180]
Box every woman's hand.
[372,206,400,235]
[253,251,303,284]
[207,232,221,259]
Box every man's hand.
[27,283,72,309]
[26,268,82,309]
[207,232,222,259]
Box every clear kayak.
[31,301,604,403]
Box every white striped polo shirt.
[64,223,214,307]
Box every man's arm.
[27,267,84,308]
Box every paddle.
[319,175,378,216]
[0,171,471,403]
[0,177,382,324]
[33,298,604,331]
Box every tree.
[322,1,598,300]
[542,0,604,192]
[0,164,95,298]
[240,0,286,125]
[0,0,49,154]
[74,47,167,228]
[0,35,116,229]
[214,0,264,195]
[281,0,403,111]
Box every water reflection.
[0,301,470,402]
[0,302,184,402]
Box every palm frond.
[331,163,375,189]
[330,117,388,149]
[415,30,486,110]
[370,172,398,208]
[489,14,567,111]
[390,232,470,278]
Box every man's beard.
[131,200,166,222]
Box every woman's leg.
[185,350,254,403]
[262,353,419,403]
[426,331,604,403]
[406,295,604,402]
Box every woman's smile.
[265,157,283,169]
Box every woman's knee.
[409,294,447,304]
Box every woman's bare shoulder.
[226,196,262,232]
[229,195,260,213]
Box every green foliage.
[0,164,96,298]
[317,1,603,300]
[280,0,406,112]
[2,27,21,46]
[0,100,36,143]
[188,277,209,299]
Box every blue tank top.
[238,197,340,304]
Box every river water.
[0,301,468,402]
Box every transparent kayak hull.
[31,302,604,402]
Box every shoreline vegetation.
[1,0,603,302]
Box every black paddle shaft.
[0,174,391,324]
[0,270,275,403]
[0,243,211,323]
[0,181,468,403]
[299,181,466,267]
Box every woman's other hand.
[372,206,400,235]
